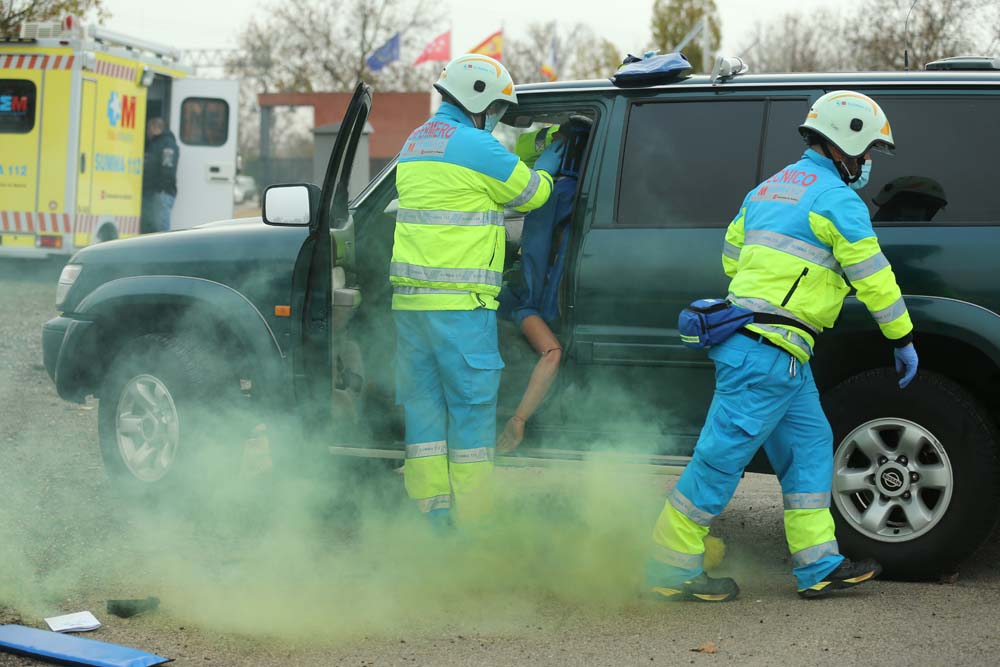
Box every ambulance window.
[0,80,36,134]
[616,100,765,228]
[180,97,229,146]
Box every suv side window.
[761,98,813,178]
[865,95,999,225]
[616,99,764,228]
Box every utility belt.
[678,299,817,350]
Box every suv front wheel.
[98,333,242,496]
[823,368,1000,580]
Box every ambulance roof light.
[19,19,79,40]
[87,25,182,62]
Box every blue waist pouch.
[678,299,753,349]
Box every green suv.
[43,60,1000,579]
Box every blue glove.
[532,139,565,176]
[894,342,918,389]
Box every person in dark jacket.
[141,117,179,234]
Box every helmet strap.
[819,140,862,184]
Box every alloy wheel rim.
[833,417,953,543]
[115,374,180,482]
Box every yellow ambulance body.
[0,19,188,257]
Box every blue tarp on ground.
[0,624,170,667]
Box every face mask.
[849,162,871,190]
[482,101,509,133]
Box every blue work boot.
[426,507,454,534]
[647,573,740,603]
[798,558,881,599]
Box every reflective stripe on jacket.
[723,149,913,361]
[390,102,554,311]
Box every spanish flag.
[470,29,503,61]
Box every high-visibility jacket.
[724,149,913,361]
[390,102,554,311]
[514,124,559,168]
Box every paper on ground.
[44,611,101,633]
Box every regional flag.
[414,30,451,66]
[470,29,503,61]
[366,32,401,72]
[540,34,557,81]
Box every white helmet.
[435,54,518,115]
[799,90,895,158]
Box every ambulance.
[0,16,238,258]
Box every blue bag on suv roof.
[611,52,692,87]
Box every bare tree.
[741,0,998,74]
[227,0,444,158]
[848,0,995,70]
[650,0,721,73]
[504,22,621,84]
[0,0,107,37]
[741,11,849,73]
[229,0,442,95]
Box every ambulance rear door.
[168,78,238,229]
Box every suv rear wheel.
[98,333,243,496]
[823,368,1000,580]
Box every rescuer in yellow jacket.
[645,91,919,601]
[390,54,564,526]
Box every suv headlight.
[55,264,82,309]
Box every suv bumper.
[42,316,93,402]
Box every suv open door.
[284,81,372,435]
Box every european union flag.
[367,33,401,72]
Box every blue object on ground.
[0,624,170,667]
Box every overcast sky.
[99,0,867,60]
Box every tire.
[823,368,1000,580]
[97,334,243,498]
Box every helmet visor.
[871,139,895,156]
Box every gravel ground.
[1,258,999,666]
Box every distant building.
[258,91,431,181]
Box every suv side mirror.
[262,183,321,227]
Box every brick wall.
[258,91,431,160]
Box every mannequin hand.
[497,416,526,453]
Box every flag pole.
[429,22,451,115]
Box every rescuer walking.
[646,90,919,601]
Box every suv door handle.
[80,154,86,174]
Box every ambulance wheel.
[823,368,1000,580]
[98,333,241,497]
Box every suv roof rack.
[925,55,1000,71]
